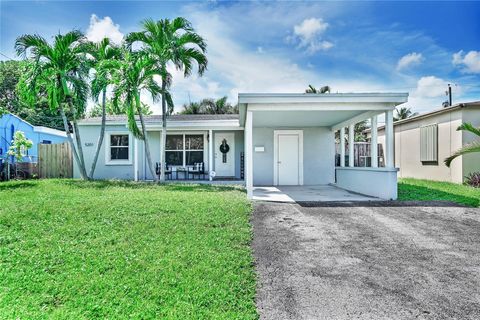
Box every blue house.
[0,113,67,162]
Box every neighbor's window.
[420,124,438,163]
[166,134,204,166]
[110,134,130,161]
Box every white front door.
[275,131,303,186]
[214,132,235,177]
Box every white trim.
[238,92,409,104]
[208,129,213,181]
[273,130,304,186]
[134,138,139,181]
[247,103,395,112]
[348,124,355,168]
[335,166,398,172]
[385,110,394,168]
[245,111,253,199]
[79,120,241,128]
[33,126,67,137]
[340,127,345,167]
[164,132,206,167]
[370,116,378,168]
[104,131,133,166]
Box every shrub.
[465,172,480,188]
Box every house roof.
[79,114,239,124]
[1,112,67,137]
[371,101,480,132]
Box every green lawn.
[0,180,257,319]
[398,178,480,207]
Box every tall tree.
[180,96,236,114]
[88,99,152,117]
[112,51,162,181]
[394,106,418,121]
[126,17,208,182]
[15,31,90,179]
[86,38,122,179]
[445,123,480,167]
[180,101,203,114]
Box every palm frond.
[457,122,480,137]
[15,34,51,58]
[445,141,480,167]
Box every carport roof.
[237,92,409,128]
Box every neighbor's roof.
[79,114,239,124]
[371,101,480,131]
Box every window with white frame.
[106,133,131,164]
[165,134,204,166]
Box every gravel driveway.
[252,201,480,320]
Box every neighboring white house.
[75,92,408,200]
[373,101,480,183]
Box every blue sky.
[1,1,480,114]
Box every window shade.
[420,124,438,162]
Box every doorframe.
[273,130,304,186]
[214,131,236,177]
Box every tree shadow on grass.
[0,181,37,191]
[56,179,245,193]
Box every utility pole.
[447,84,452,106]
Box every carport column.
[385,110,394,168]
[245,110,253,199]
[208,129,213,181]
[348,123,355,167]
[134,138,139,181]
[339,127,345,167]
[370,115,378,168]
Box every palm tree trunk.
[135,93,157,182]
[159,78,167,182]
[68,100,88,180]
[88,89,106,179]
[59,106,87,180]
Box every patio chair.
[188,162,205,180]
[155,162,172,180]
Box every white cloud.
[452,50,480,74]
[290,18,333,54]
[396,52,423,71]
[414,76,449,98]
[86,14,124,44]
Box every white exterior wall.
[252,127,334,186]
[378,109,465,183]
[336,167,398,200]
[74,125,243,180]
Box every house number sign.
[219,139,230,163]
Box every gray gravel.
[252,201,480,320]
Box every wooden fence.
[38,142,73,178]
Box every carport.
[237,93,409,200]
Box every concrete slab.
[253,185,377,203]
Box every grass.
[398,178,480,207]
[0,179,257,319]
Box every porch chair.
[155,162,172,180]
[188,162,206,180]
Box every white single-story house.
[371,101,480,183]
[75,93,408,200]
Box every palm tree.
[112,51,162,181]
[305,85,331,94]
[126,17,208,182]
[180,101,203,114]
[201,96,234,114]
[15,31,90,179]
[444,123,480,167]
[86,38,122,179]
[394,106,418,121]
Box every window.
[165,134,204,166]
[106,133,131,164]
[420,124,438,163]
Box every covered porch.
[238,93,408,200]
